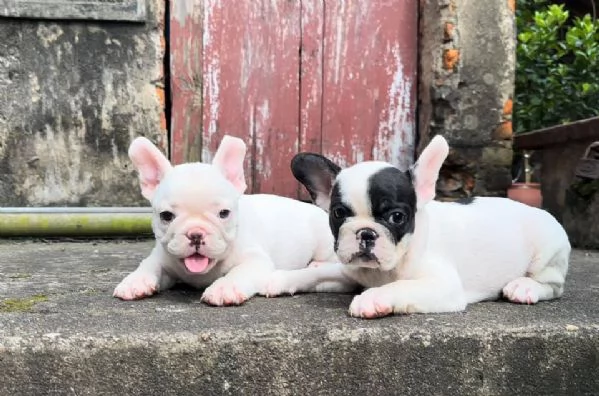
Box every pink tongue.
[184,255,210,273]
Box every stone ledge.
[1,241,598,395]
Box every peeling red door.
[319,1,418,171]
[170,0,417,198]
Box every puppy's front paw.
[201,278,252,306]
[260,270,296,297]
[113,272,159,301]
[503,277,540,305]
[349,287,394,319]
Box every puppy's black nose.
[188,233,203,246]
[357,228,378,250]
[357,228,378,241]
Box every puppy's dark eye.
[387,211,406,225]
[219,209,231,219]
[160,211,175,223]
[332,206,350,219]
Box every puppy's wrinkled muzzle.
[350,252,379,266]
[187,227,207,246]
[336,224,390,269]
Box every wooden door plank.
[298,0,324,200]
[321,0,418,170]
[169,0,203,163]
[201,0,302,195]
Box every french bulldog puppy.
[113,135,349,305]
[268,135,571,318]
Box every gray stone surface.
[0,0,146,22]
[0,241,598,395]
[0,0,165,206]
[419,0,516,199]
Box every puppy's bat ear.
[212,135,248,194]
[411,135,449,208]
[291,153,341,211]
[128,137,173,201]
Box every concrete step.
[0,241,598,396]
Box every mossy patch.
[81,288,100,296]
[0,294,48,313]
[566,179,599,211]
[8,273,32,280]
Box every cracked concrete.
[0,241,598,395]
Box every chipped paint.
[332,1,348,85]
[373,45,414,171]
[172,0,302,195]
[254,99,272,180]
[203,0,221,143]
[321,0,417,172]
[169,0,203,163]
[298,0,325,202]
[170,0,417,198]
[173,0,193,26]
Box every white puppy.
[113,135,345,305]
[267,135,571,318]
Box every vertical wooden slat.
[299,0,324,200]
[169,1,203,163]
[169,0,418,196]
[321,0,418,170]
[201,0,302,195]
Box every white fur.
[347,197,570,317]
[276,135,571,318]
[336,161,390,215]
[113,135,348,305]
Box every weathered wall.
[0,0,516,206]
[419,0,516,199]
[0,1,165,206]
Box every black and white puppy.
[265,135,571,319]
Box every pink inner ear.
[213,136,248,193]
[221,161,246,193]
[137,163,161,195]
[128,137,171,201]
[413,136,449,207]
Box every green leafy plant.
[515,1,599,133]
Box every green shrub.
[514,1,599,133]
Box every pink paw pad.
[113,273,158,301]
[202,282,249,306]
[349,290,393,319]
[503,278,540,305]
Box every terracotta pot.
[507,182,542,208]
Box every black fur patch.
[455,196,476,205]
[367,167,416,244]
[290,153,340,205]
[329,183,354,243]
